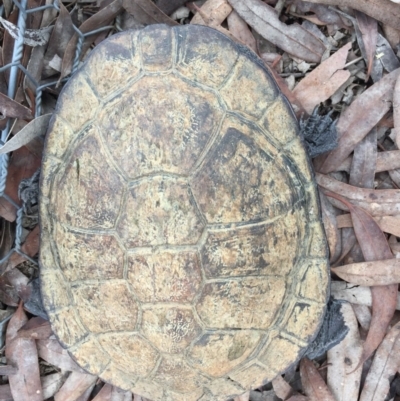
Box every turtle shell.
[39,24,329,401]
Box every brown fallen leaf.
[37,339,85,373]
[41,372,68,400]
[327,303,362,401]
[316,173,400,216]
[349,129,377,189]
[123,0,178,26]
[286,396,308,401]
[60,0,124,80]
[3,224,40,272]
[394,75,400,148]
[19,316,52,340]
[355,11,378,80]
[317,68,400,174]
[359,321,400,400]
[272,376,293,399]
[227,10,257,51]
[233,392,249,401]
[293,42,351,114]
[227,0,326,63]
[332,258,400,286]
[325,191,397,369]
[0,92,32,120]
[54,371,97,401]
[6,303,43,401]
[191,0,232,27]
[304,0,400,30]
[300,358,336,401]
[331,281,372,306]
[0,384,13,401]
[337,214,400,238]
[92,383,112,401]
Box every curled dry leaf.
[122,0,178,26]
[304,0,400,29]
[337,214,400,238]
[324,191,397,369]
[5,303,43,401]
[272,376,293,399]
[332,258,400,286]
[0,114,51,154]
[227,0,326,63]
[227,10,257,51]
[37,339,85,373]
[0,92,32,120]
[191,0,232,27]
[394,75,400,148]
[300,358,336,401]
[316,173,400,216]
[54,371,97,401]
[327,303,362,401]
[317,68,400,174]
[359,321,400,400]
[352,304,372,331]
[293,42,351,114]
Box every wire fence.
[0,0,114,267]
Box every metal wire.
[0,0,120,267]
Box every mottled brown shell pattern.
[39,24,329,401]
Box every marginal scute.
[140,25,173,71]
[201,213,301,278]
[258,337,302,374]
[188,331,262,377]
[72,281,138,333]
[206,378,244,398]
[54,225,124,282]
[132,379,165,401]
[98,333,159,377]
[49,307,87,347]
[260,96,298,145]
[308,222,329,258]
[127,251,202,303]
[98,75,222,179]
[84,31,140,98]
[72,337,110,375]
[298,259,329,303]
[155,356,208,393]
[41,269,71,311]
[285,301,325,342]
[118,177,205,247]
[175,25,238,88]
[43,116,74,159]
[54,128,124,229]
[220,54,278,119]
[141,307,202,353]
[101,362,137,391]
[56,74,99,132]
[228,363,273,390]
[195,277,286,329]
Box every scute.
[40,24,329,401]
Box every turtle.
[39,24,332,401]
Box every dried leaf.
[304,0,400,29]
[293,43,351,114]
[331,281,372,306]
[122,0,178,26]
[0,384,13,401]
[359,321,400,400]
[227,0,326,63]
[327,303,362,401]
[41,372,67,400]
[19,316,52,340]
[233,392,249,401]
[316,173,400,216]
[0,17,52,47]
[227,10,257,51]
[92,384,112,401]
[317,68,400,174]
[191,0,232,27]
[349,128,377,189]
[4,225,40,272]
[0,92,32,120]
[37,339,85,373]
[6,304,43,401]
[60,0,124,80]
[324,191,397,368]
[355,11,378,79]
[272,376,293,399]
[300,358,336,401]
[54,371,97,401]
[332,258,400,286]
[394,75,400,149]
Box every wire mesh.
[0,0,117,267]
